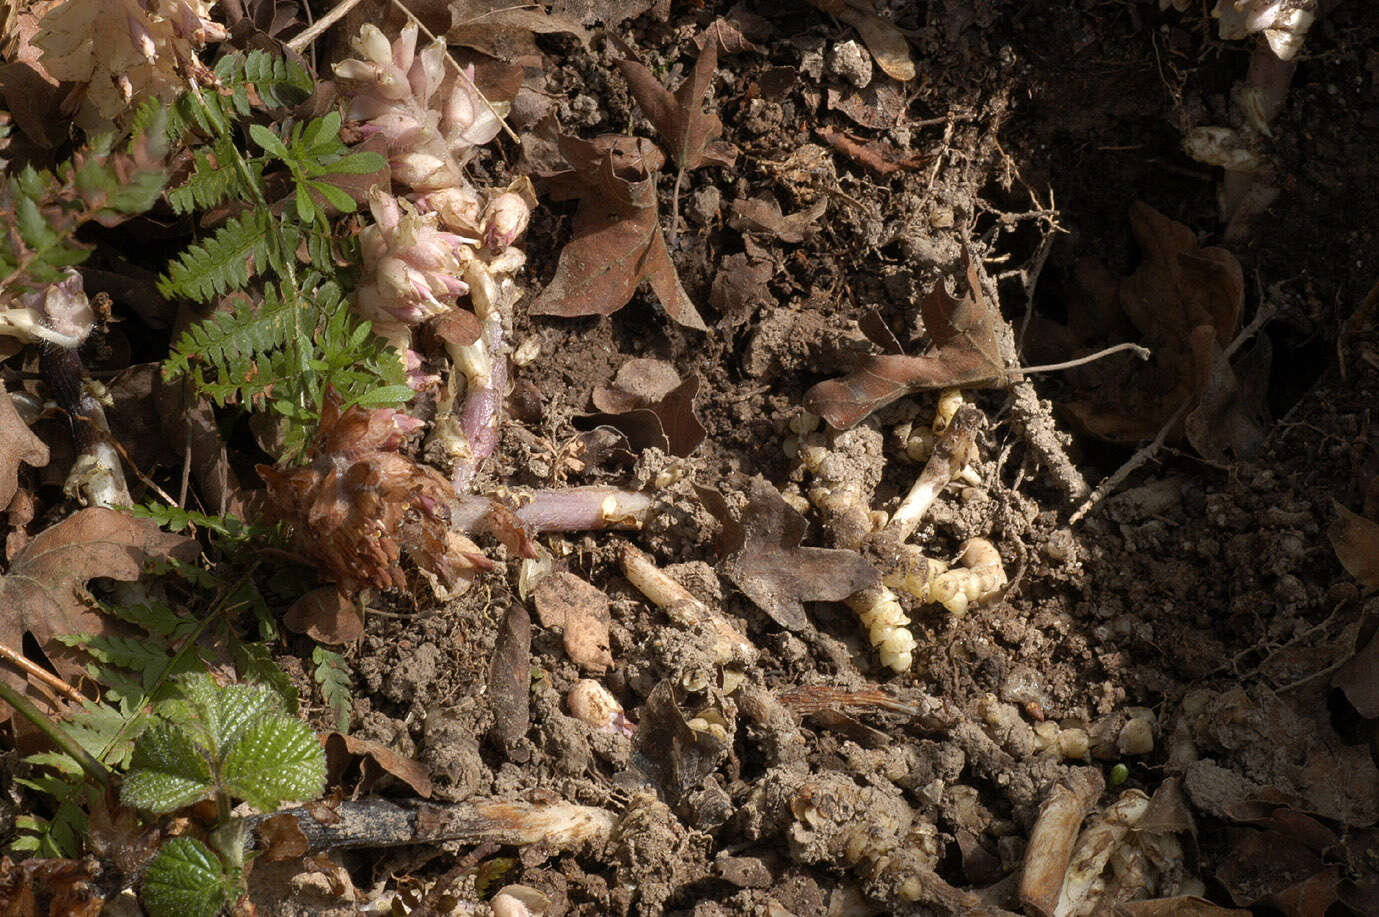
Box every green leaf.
[295,180,315,224]
[122,724,213,813]
[176,673,283,757]
[222,713,326,811]
[248,124,292,163]
[141,837,231,917]
[311,180,357,214]
[158,209,273,303]
[350,384,416,408]
[15,195,56,250]
[325,150,386,175]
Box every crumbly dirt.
[295,1,1379,913]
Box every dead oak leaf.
[0,508,197,703]
[530,135,706,330]
[805,250,1014,429]
[709,477,879,631]
[579,358,707,457]
[803,0,916,82]
[614,28,736,173]
[1,381,47,511]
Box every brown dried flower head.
[258,392,465,592]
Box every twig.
[285,0,366,54]
[386,0,520,143]
[0,642,86,705]
[1069,299,1279,524]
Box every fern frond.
[312,646,352,732]
[167,139,251,214]
[158,209,275,303]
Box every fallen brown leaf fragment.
[1032,202,1246,443]
[529,135,707,330]
[803,0,916,81]
[0,380,46,511]
[447,0,591,60]
[614,29,735,172]
[488,602,532,748]
[1328,499,1379,588]
[805,251,1014,429]
[283,587,363,646]
[532,570,614,671]
[0,508,196,710]
[1184,331,1271,462]
[581,358,706,457]
[710,249,776,326]
[1333,628,1379,719]
[817,124,926,175]
[325,733,435,800]
[256,812,312,862]
[705,477,879,631]
[729,196,827,243]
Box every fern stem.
[0,679,110,787]
[184,86,311,395]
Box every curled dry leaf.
[0,508,197,707]
[0,380,47,510]
[488,602,532,746]
[256,812,312,862]
[805,250,1014,429]
[710,248,776,327]
[803,0,916,81]
[704,477,879,631]
[1184,332,1272,463]
[530,135,706,330]
[1333,628,1379,720]
[580,358,706,457]
[325,733,434,799]
[532,571,614,672]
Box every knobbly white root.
[619,542,757,667]
[847,585,917,672]
[926,537,1008,617]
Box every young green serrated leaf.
[326,150,387,175]
[222,713,325,812]
[141,837,231,917]
[122,723,214,813]
[206,682,285,755]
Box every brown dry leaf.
[581,359,706,457]
[708,477,879,631]
[826,80,906,130]
[1328,500,1379,588]
[615,29,735,173]
[710,249,776,327]
[324,733,434,799]
[804,0,916,81]
[1184,331,1271,463]
[532,571,614,671]
[817,124,926,175]
[448,0,589,61]
[530,135,706,330]
[0,508,196,704]
[1333,628,1379,719]
[256,812,312,862]
[487,602,531,746]
[0,381,47,511]
[1042,202,1245,443]
[728,196,827,244]
[283,587,362,645]
[805,250,1014,429]
[777,684,918,716]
